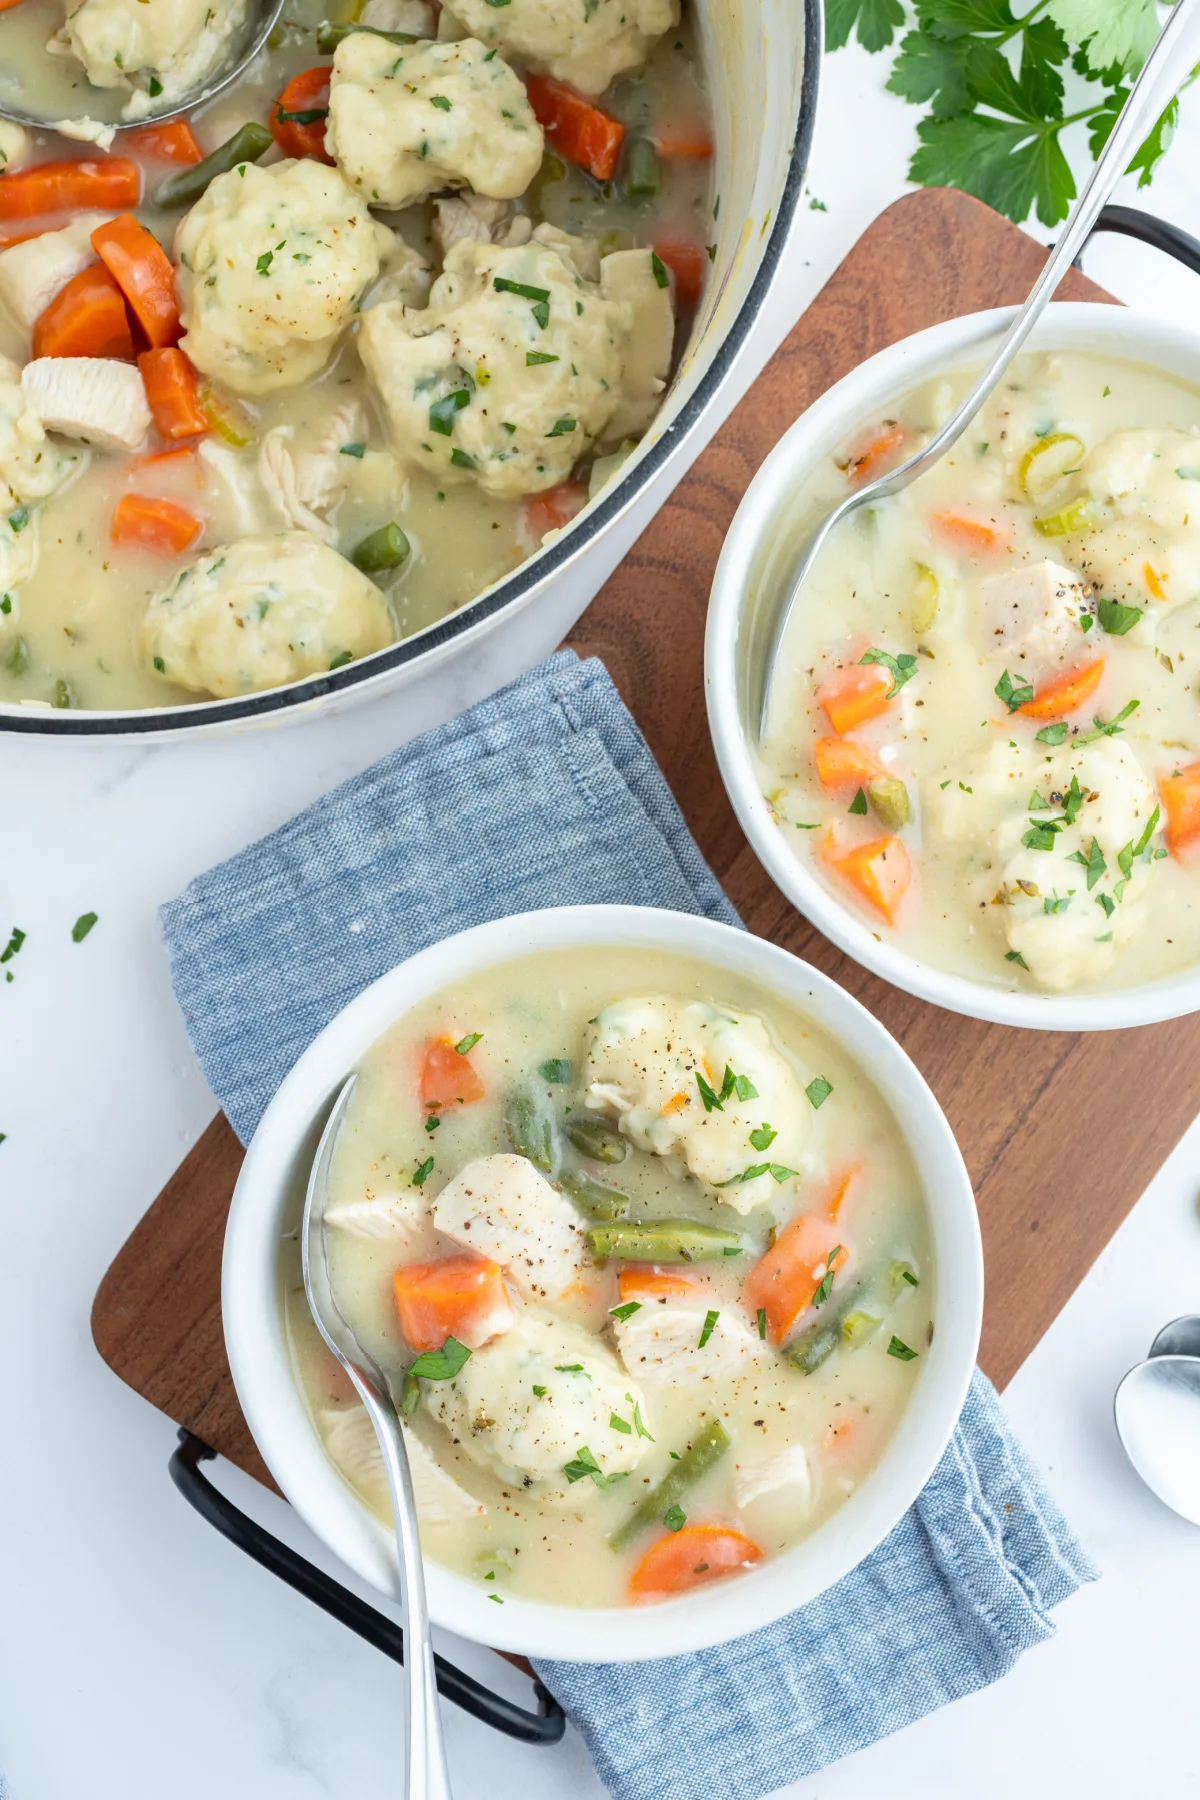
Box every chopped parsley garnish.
[563,1446,620,1488]
[756,1307,767,1341]
[748,1122,777,1151]
[424,1113,440,1133]
[411,1155,435,1186]
[1061,773,1086,824]
[429,388,471,435]
[255,240,285,276]
[454,1031,482,1054]
[805,1076,832,1109]
[1066,838,1106,890]
[546,417,577,437]
[995,669,1034,712]
[329,651,352,670]
[526,351,559,365]
[401,1335,471,1411]
[340,442,366,458]
[430,93,451,109]
[609,1301,642,1322]
[695,1070,723,1112]
[663,1504,686,1531]
[71,912,98,942]
[556,1363,586,1373]
[627,1393,655,1441]
[887,1336,918,1361]
[488,1593,504,1603]
[1095,892,1115,919]
[1035,721,1068,746]
[1078,699,1140,743]
[538,1057,571,1083]
[860,646,917,696]
[651,251,670,288]
[698,1309,719,1348]
[1,926,26,965]
[1021,823,1058,852]
[0,594,10,614]
[7,506,29,533]
[1117,805,1161,879]
[1005,950,1029,969]
[1042,892,1071,916]
[848,787,868,815]
[812,1247,843,1308]
[1097,597,1143,636]
[275,105,327,124]
[610,1411,632,1433]
[450,448,475,469]
[532,1384,548,1397]
[716,1162,797,1187]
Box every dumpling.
[175,159,393,396]
[326,34,543,210]
[441,0,679,96]
[1069,428,1200,609]
[140,530,395,698]
[358,230,672,500]
[58,0,249,121]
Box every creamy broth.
[0,0,712,711]
[282,947,933,1610]
[759,350,1200,996]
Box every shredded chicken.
[257,400,366,542]
[432,194,533,258]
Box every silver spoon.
[756,0,1200,740]
[0,0,286,133]
[303,1073,454,1800]
[1114,1353,1200,1526]
[1149,1313,1200,1358]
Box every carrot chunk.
[628,1524,762,1601]
[618,1266,701,1303]
[270,67,335,163]
[521,479,588,544]
[420,1036,486,1109]
[652,124,713,159]
[843,423,906,485]
[111,492,203,555]
[743,1207,848,1345]
[0,157,140,221]
[931,510,1013,553]
[92,213,180,348]
[652,232,707,309]
[526,74,625,181]
[817,661,894,734]
[822,833,912,924]
[32,262,133,360]
[123,120,204,166]
[813,735,888,791]
[393,1252,514,1353]
[1160,760,1200,858]
[1018,657,1104,720]
[139,346,208,439]
[1144,560,1168,601]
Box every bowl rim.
[705,300,1200,1032]
[0,0,822,739]
[222,902,983,1662]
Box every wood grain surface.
[93,188,1199,1499]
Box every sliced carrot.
[526,74,625,181]
[0,157,140,221]
[1018,657,1104,720]
[1160,760,1200,859]
[652,125,713,159]
[122,120,204,166]
[522,479,588,543]
[660,1089,690,1115]
[393,1252,514,1353]
[931,510,1013,553]
[132,445,199,475]
[111,492,203,555]
[822,1166,858,1222]
[139,346,208,439]
[817,660,894,734]
[618,1266,701,1303]
[32,262,133,360]
[0,0,27,11]
[843,423,906,485]
[1144,560,1168,601]
[744,1208,848,1345]
[270,67,334,163]
[652,232,707,310]
[813,735,888,791]
[822,832,912,925]
[420,1036,486,1110]
[628,1524,762,1601]
[92,214,180,348]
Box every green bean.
[4,636,29,675]
[317,19,419,51]
[625,138,660,197]
[785,1323,838,1374]
[505,1086,555,1171]
[585,1219,743,1263]
[565,1113,627,1163]
[155,123,274,210]
[352,522,410,575]
[867,775,910,831]
[558,1170,631,1220]
[610,1419,729,1550]
[53,678,77,710]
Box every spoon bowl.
[1148,1315,1200,1360]
[1114,1354,1200,1527]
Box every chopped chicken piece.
[432,194,532,258]
[432,1153,586,1300]
[0,354,85,509]
[0,122,32,174]
[362,235,434,313]
[320,1405,487,1525]
[733,1444,814,1520]
[613,1291,769,1385]
[22,357,151,453]
[978,559,1092,674]
[258,403,368,544]
[197,440,269,537]
[324,1188,427,1241]
[359,0,436,28]
[0,214,114,334]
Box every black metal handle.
[1087,203,1200,276]
[169,1430,565,1746]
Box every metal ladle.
[756,0,1200,740]
[0,0,285,133]
[303,1074,454,1800]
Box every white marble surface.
[3,31,1200,1800]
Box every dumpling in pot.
[441,0,678,95]
[59,0,249,121]
[141,530,395,697]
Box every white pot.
[222,904,982,1662]
[5,0,820,741]
[706,301,1200,1031]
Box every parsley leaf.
[888,1335,918,1361]
[1049,0,1158,76]
[454,1031,482,1054]
[609,1301,642,1322]
[698,1309,719,1348]
[860,646,917,696]
[401,1335,471,1412]
[806,1075,833,1109]
[826,0,904,53]
[812,1246,843,1307]
[1097,597,1143,635]
[663,1503,687,1531]
[995,668,1035,712]
[749,1122,777,1151]
[563,1446,623,1488]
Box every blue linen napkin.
[161,647,1097,1796]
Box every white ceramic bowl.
[223,903,982,1662]
[706,302,1200,1032]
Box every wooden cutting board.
[92,188,1200,1498]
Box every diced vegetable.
[0,157,140,221]
[743,1208,847,1344]
[521,479,588,544]
[822,833,912,924]
[271,68,336,163]
[813,735,887,791]
[352,522,410,574]
[110,492,203,555]
[931,510,1012,552]
[586,1220,743,1263]
[525,75,625,182]
[785,1323,838,1373]
[91,214,180,348]
[652,124,713,159]
[139,348,208,440]
[1144,560,1167,601]
[1018,432,1084,502]
[196,379,256,448]
[420,1036,485,1109]
[651,233,707,309]
[611,1418,730,1550]
[505,1084,556,1171]
[317,19,417,50]
[32,263,133,360]
[867,774,911,830]
[123,121,204,166]
[565,1113,627,1163]
[842,423,905,485]
[393,1252,514,1353]
[1018,657,1104,720]
[624,138,660,195]
[817,660,894,734]
[1033,498,1097,538]
[628,1523,761,1600]
[841,1308,882,1348]
[1160,760,1200,858]
[910,562,939,633]
[558,1170,631,1219]
[617,1266,701,1302]
[154,123,273,209]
